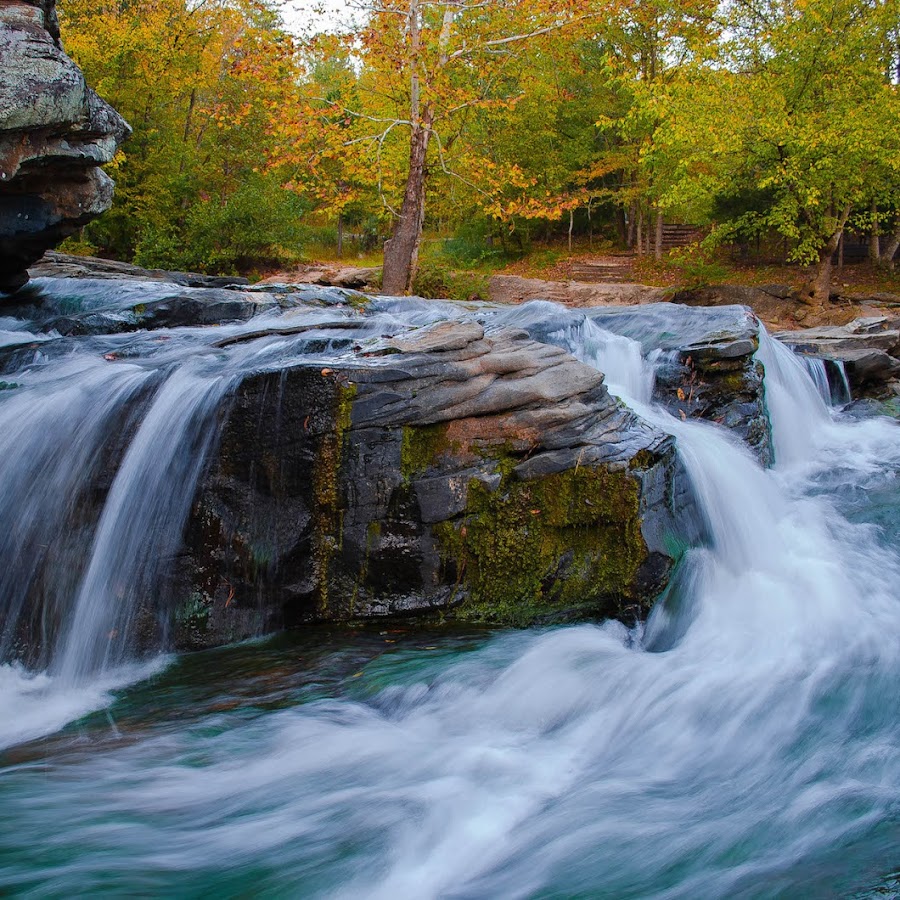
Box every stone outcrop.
[258,263,380,291]
[29,250,249,288]
[590,305,770,464]
[0,1,129,293]
[174,319,695,649]
[496,301,771,465]
[488,274,666,307]
[776,316,900,398]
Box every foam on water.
[2,296,900,897]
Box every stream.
[1,282,899,897]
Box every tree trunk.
[614,205,627,248]
[382,118,432,295]
[568,208,574,252]
[337,213,343,259]
[627,202,637,250]
[869,198,880,261]
[879,217,900,271]
[636,207,644,256]
[654,209,663,261]
[799,203,852,306]
[381,0,451,296]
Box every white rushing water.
[2,298,900,896]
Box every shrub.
[412,262,490,302]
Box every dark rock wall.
[0,0,129,292]
[175,322,696,649]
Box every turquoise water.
[2,599,900,898]
[3,289,900,898]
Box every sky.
[280,0,355,36]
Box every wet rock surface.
[0,3,129,292]
[497,301,771,464]
[776,317,900,398]
[176,318,695,649]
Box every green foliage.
[667,243,729,289]
[441,219,506,266]
[57,233,99,257]
[412,262,490,302]
[132,175,309,273]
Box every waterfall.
[798,353,851,407]
[54,366,235,682]
[0,356,154,665]
[3,295,900,897]
[800,355,832,405]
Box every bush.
[412,262,490,302]
[442,219,505,266]
[133,174,309,274]
[668,243,729,289]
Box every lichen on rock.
[0,0,130,293]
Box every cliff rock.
[0,1,129,292]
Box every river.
[0,283,899,897]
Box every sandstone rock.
[3,276,277,335]
[0,1,129,292]
[28,251,249,288]
[488,274,666,307]
[776,317,900,397]
[258,264,381,290]
[176,319,697,648]
[492,301,771,464]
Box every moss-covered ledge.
[175,320,697,649]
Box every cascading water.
[2,289,900,897]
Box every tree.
[58,0,305,271]
[659,0,900,304]
[283,0,600,294]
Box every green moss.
[311,380,357,614]
[400,423,450,482]
[435,464,649,626]
[175,592,210,631]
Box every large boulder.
[590,304,772,464]
[776,317,900,397]
[497,301,771,465]
[0,1,129,292]
[174,320,696,649]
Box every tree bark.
[636,207,644,256]
[654,209,663,261]
[869,198,880,260]
[614,205,627,248]
[799,203,852,306]
[879,217,900,271]
[380,0,452,295]
[382,118,432,294]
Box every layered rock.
[776,317,900,398]
[0,1,129,292]
[174,319,694,649]
[496,301,772,465]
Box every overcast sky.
[280,0,357,36]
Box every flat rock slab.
[777,316,900,394]
[178,317,696,648]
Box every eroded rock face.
[175,320,696,649]
[0,1,129,292]
[776,317,900,398]
[496,301,772,465]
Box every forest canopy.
[58,0,900,302]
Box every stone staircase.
[569,256,636,284]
